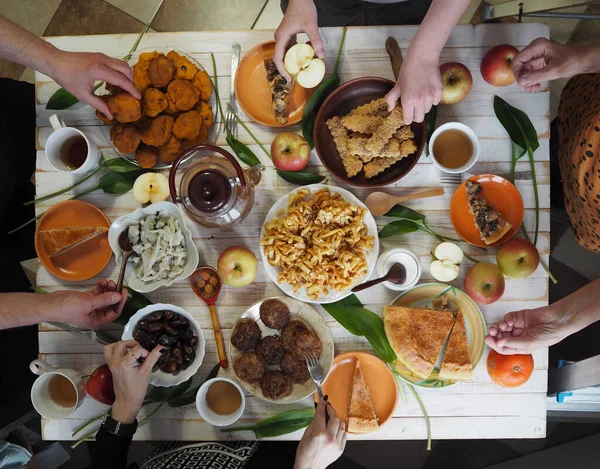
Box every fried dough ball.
[157,136,183,164]
[233,352,265,384]
[163,96,179,117]
[135,145,158,168]
[292,329,322,359]
[96,98,115,124]
[192,70,212,101]
[148,56,175,88]
[110,124,141,154]
[140,115,174,147]
[142,88,168,117]
[280,352,310,384]
[167,50,198,80]
[255,335,285,365]
[167,79,200,111]
[259,299,290,330]
[281,320,308,351]
[106,93,142,123]
[139,51,162,63]
[231,318,261,351]
[132,61,152,95]
[183,122,209,147]
[260,370,292,400]
[173,110,201,140]
[194,101,214,129]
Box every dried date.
[182,345,194,357]
[133,329,157,351]
[178,329,193,340]
[148,311,164,322]
[171,318,189,328]
[172,348,183,365]
[158,335,179,346]
[162,311,175,321]
[163,325,179,336]
[188,336,198,347]
[161,359,178,373]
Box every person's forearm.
[0,16,61,77]
[579,44,600,74]
[552,279,600,336]
[405,0,471,61]
[0,292,63,329]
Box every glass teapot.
[168,145,262,229]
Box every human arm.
[0,279,127,330]
[485,278,600,355]
[512,38,600,92]
[273,0,324,82]
[0,15,140,118]
[385,0,471,124]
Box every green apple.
[496,238,539,278]
[217,246,258,287]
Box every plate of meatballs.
[96,48,216,169]
[230,297,334,403]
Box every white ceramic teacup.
[196,377,245,427]
[428,122,480,174]
[30,359,87,419]
[45,114,100,174]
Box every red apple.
[86,364,115,405]
[217,246,258,287]
[439,62,473,105]
[496,238,540,278]
[480,44,519,86]
[464,262,505,306]
[271,132,311,172]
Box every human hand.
[294,399,347,469]
[385,53,442,125]
[50,50,141,118]
[512,38,593,92]
[485,305,571,355]
[274,0,324,82]
[50,279,127,330]
[104,340,164,423]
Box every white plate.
[229,297,334,404]
[122,303,206,387]
[260,184,379,304]
[108,201,199,293]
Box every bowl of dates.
[122,303,205,387]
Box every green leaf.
[378,220,419,239]
[46,88,80,111]
[168,363,221,407]
[143,377,193,406]
[384,204,426,222]
[424,105,438,157]
[113,289,153,326]
[276,170,325,185]
[98,170,145,194]
[103,157,143,172]
[223,409,314,438]
[493,95,539,153]
[226,135,261,167]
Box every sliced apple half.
[284,43,325,89]
[132,172,170,204]
[430,242,464,282]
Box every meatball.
[110,123,141,154]
[231,318,261,351]
[140,115,174,147]
[281,319,308,351]
[173,110,201,140]
[135,145,158,168]
[255,335,285,365]
[260,370,293,400]
[292,329,323,359]
[142,88,168,117]
[148,56,175,88]
[280,352,310,384]
[107,93,141,123]
[233,352,266,384]
[167,79,200,111]
[158,136,183,164]
[259,299,291,330]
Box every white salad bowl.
[108,201,199,293]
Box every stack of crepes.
[326,98,417,179]
[383,305,474,381]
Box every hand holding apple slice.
[430,242,464,282]
[132,172,170,204]
[284,43,326,89]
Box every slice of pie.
[439,312,473,381]
[347,360,379,433]
[264,58,292,125]
[39,227,108,258]
[383,305,454,379]
[465,180,512,245]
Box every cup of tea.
[196,377,245,426]
[429,122,479,174]
[29,359,87,419]
[45,114,100,174]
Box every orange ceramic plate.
[234,41,314,127]
[35,200,112,281]
[450,174,524,248]
[315,351,398,434]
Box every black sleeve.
[87,425,133,469]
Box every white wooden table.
[35,24,550,441]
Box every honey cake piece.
[347,136,401,162]
[340,114,384,134]
[363,139,417,178]
[347,360,379,433]
[345,98,388,117]
[465,180,512,245]
[264,58,292,124]
[392,126,415,142]
[365,107,404,154]
[439,312,473,381]
[326,116,363,177]
[383,305,454,379]
[39,227,108,257]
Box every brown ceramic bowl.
[314,77,425,187]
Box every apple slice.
[430,242,464,282]
[296,58,325,89]
[284,43,326,89]
[434,242,464,264]
[132,172,170,204]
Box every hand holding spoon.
[116,229,134,294]
[351,263,406,293]
[365,187,445,216]
[190,266,228,368]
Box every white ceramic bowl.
[196,378,245,426]
[108,201,199,293]
[122,303,205,387]
[428,122,480,174]
[260,184,379,304]
[376,247,422,292]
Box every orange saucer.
[315,351,398,434]
[234,41,314,127]
[450,174,524,248]
[35,200,112,281]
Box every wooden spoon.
[352,263,407,293]
[116,229,134,294]
[190,266,228,368]
[365,187,445,216]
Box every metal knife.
[48,322,122,346]
[230,43,241,112]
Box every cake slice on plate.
[465,180,512,245]
[39,226,108,258]
[347,360,378,433]
[439,312,473,381]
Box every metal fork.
[305,353,325,400]
[439,172,463,185]
[225,43,241,138]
